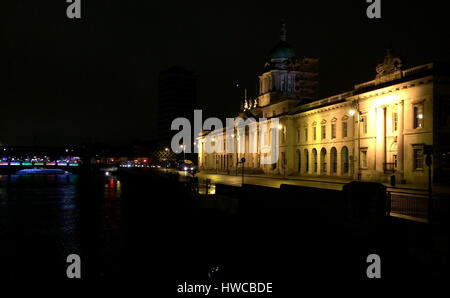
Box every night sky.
[1,0,449,146]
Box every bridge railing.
[0,161,80,167]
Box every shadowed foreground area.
[0,170,448,287]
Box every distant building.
[157,66,197,146]
[198,25,450,186]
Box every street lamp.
[180,144,186,161]
[350,104,361,180]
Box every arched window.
[320,148,327,174]
[296,149,301,173]
[312,148,318,173]
[341,146,349,175]
[331,147,337,174]
[304,149,309,173]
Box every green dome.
[268,41,296,59]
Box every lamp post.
[424,145,433,223]
[165,147,169,171]
[238,157,246,185]
[180,144,186,161]
[349,104,361,180]
[277,124,285,177]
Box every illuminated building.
[198,26,450,186]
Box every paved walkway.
[196,170,450,196]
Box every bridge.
[0,146,86,174]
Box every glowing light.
[349,109,356,116]
[277,124,283,130]
[183,167,188,171]
[10,162,20,166]
[105,171,110,176]
[0,162,8,166]
[418,114,423,119]
[373,94,399,108]
[16,169,69,175]
[34,162,44,166]
[46,162,56,166]
[165,148,169,152]
[69,163,79,167]
[22,162,32,166]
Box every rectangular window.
[304,127,308,142]
[413,104,424,128]
[297,129,301,143]
[362,115,368,134]
[392,112,398,132]
[321,125,326,140]
[331,123,336,139]
[313,127,317,141]
[413,146,424,170]
[342,121,348,138]
[360,149,368,169]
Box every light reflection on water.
[0,172,123,277]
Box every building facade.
[198,31,450,186]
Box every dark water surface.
[0,173,124,279]
[1,171,446,284]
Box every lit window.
[413,146,424,170]
[413,104,424,128]
[331,124,336,139]
[360,149,368,169]
[321,125,326,140]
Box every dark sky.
[1,0,449,146]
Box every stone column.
[375,107,386,173]
[397,100,405,182]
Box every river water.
[0,172,124,279]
